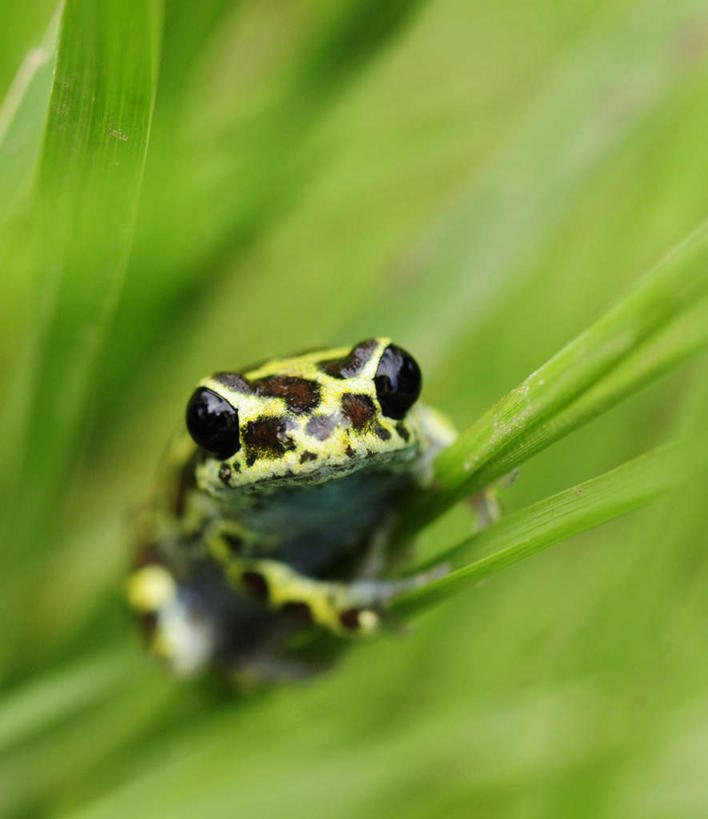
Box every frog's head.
[186,338,424,497]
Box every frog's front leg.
[126,552,315,680]
[215,554,447,638]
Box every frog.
[126,338,462,683]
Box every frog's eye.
[186,388,240,458]
[374,344,422,419]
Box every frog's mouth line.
[199,443,421,498]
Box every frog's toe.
[127,563,218,677]
[466,489,502,531]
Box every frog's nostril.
[186,388,240,458]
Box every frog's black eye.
[186,388,240,458]
[374,344,422,419]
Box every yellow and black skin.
[127,338,456,682]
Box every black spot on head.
[252,375,321,413]
[375,425,391,441]
[339,608,361,630]
[242,571,268,600]
[345,445,355,458]
[300,450,317,464]
[341,393,376,430]
[242,416,296,467]
[282,601,313,623]
[395,421,410,442]
[218,463,231,484]
[305,413,338,441]
[318,339,378,379]
[213,371,322,417]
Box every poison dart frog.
[127,339,461,683]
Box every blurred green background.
[1,0,708,816]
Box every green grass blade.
[468,294,708,491]
[0,0,58,100]
[0,0,162,648]
[391,438,708,619]
[0,3,60,226]
[0,649,133,753]
[400,222,708,537]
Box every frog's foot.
[221,557,448,638]
[126,562,218,677]
[466,469,519,530]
